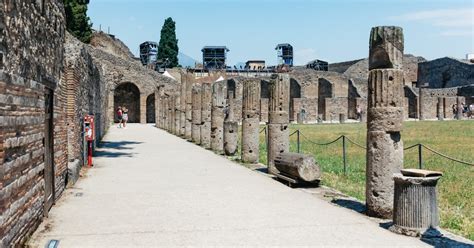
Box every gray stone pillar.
[170,95,176,133]
[185,73,193,140]
[418,87,425,120]
[192,85,202,144]
[267,74,290,174]
[224,91,238,156]
[211,81,226,154]
[437,97,444,121]
[174,94,180,135]
[366,26,404,219]
[179,72,187,136]
[201,83,212,149]
[241,78,261,164]
[164,96,170,131]
[456,97,462,120]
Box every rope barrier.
[421,144,474,166]
[295,129,472,167]
[344,136,367,149]
[299,132,342,146]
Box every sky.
[88,0,474,66]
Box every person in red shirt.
[117,106,123,128]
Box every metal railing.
[259,127,473,175]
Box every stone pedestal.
[192,85,202,144]
[201,83,212,149]
[224,90,238,156]
[211,81,226,154]
[366,26,404,219]
[267,74,290,174]
[241,79,260,164]
[390,170,442,237]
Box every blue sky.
[88,0,473,66]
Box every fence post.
[342,135,347,175]
[297,129,301,153]
[418,144,423,169]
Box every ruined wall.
[420,87,464,119]
[418,57,474,88]
[0,0,66,245]
[90,31,135,62]
[89,48,177,124]
[63,33,106,182]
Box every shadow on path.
[94,141,143,158]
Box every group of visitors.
[452,102,474,118]
[116,106,129,128]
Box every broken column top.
[212,81,227,108]
[269,73,290,113]
[369,26,404,70]
[242,78,261,115]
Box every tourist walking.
[117,106,123,128]
[122,107,129,128]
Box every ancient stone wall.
[0,0,66,245]
[63,33,106,182]
[418,57,474,88]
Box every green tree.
[64,0,93,43]
[158,17,179,68]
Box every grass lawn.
[254,120,473,240]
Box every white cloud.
[390,7,474,37]
[294,48,318,65]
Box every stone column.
[224,91,238,156]
[241,78,261,164]
[185,73,193,140]
[192,85,202,144]
[163,96,169,131]
[179,72,187,136]
[437,97,444,121]
[169,95,175,133]
[267,74,290,174]
[155,88,161,127]
[140,94,147,124]
[418,87,425,120]
[456,97,462,120]
[175,94,180,135]
[201,83,212,148]
[211,81,226,154]
[366,26,404,219]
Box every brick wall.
[0,0,66,246]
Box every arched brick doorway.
[146,93,155,123]
[114,82,140,123]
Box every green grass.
[252,121,473,240]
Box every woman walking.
[117,106,123,128]
[122,107,129,128]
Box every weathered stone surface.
[368,69,405,108]
[366,26,405,219]
[200,83,212,148]
[224,91,238,156]
[369,26,404,70]
[267,74,290,174]
[211,81,226,153]
[185,73,194,140]
[274,152,321,182]
[366,131,404,218]
[367,107,404,132]
[241,79,261,163]
[192,85,202,144]
[391,173,442,237]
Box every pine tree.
[64,0,93,43]
[158,17,179,68]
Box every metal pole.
[343,135,347,175]
[297,130,301,153]
[418,144,423,169]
